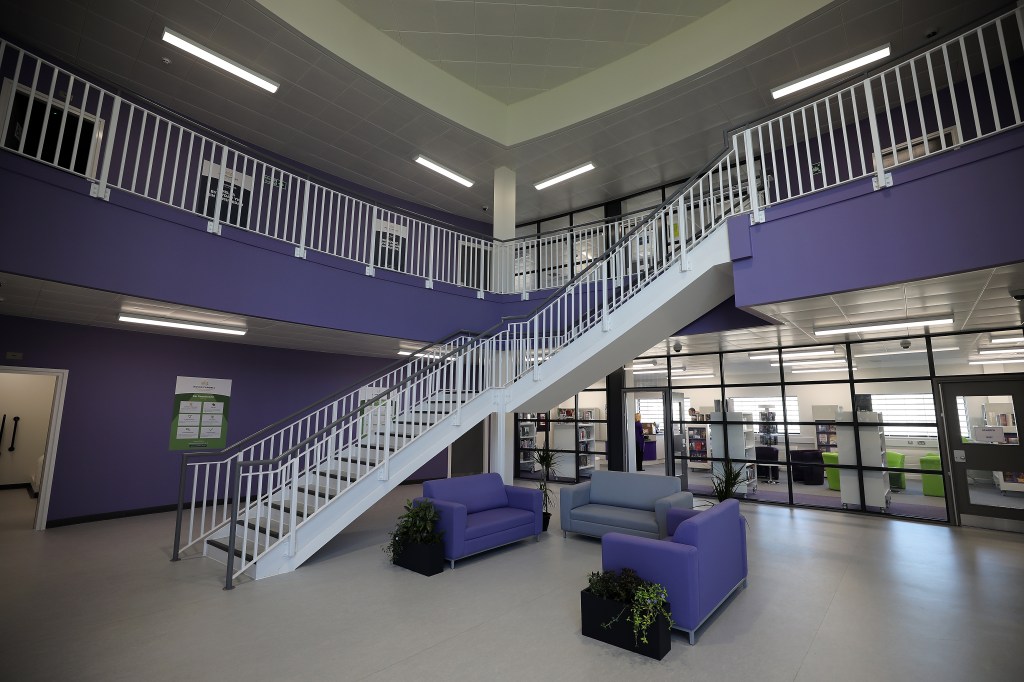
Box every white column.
[488,389,514,482]
[492,166,516,293]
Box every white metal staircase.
[172,138,748,587]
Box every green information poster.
[169,376,232,450]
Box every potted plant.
[711,460,748,502]
[383,499,444,576]
[532,444,557,531]
[581,568,673,659]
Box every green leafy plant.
[587,568,674,645]
[382,499,443,562]
[711,461,748,502]
[532,443,558,514]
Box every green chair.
[886,451,906,491]
[822,451,840,491]
[921,453,945,497]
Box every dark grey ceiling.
[0,0,1010,224]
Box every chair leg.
[449,559,455,569]
[535,534,540,541]
[563,530,567,538]
[688,631,696,645]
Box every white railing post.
[91,95,121,202]
[378,399,392,481]
[295,179,309,259]
[426,224,435,289]
[454,355,464,426]
[601,258,610,332]
[532,317,541,381]
[287,459,299,557]
[678,195,690,271]
[208,145,227,235]
[742,130,764,224]
[864,79,892,190]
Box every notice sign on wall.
[195,160,252,229]
[372,217,408,270]
[169,376,232,451]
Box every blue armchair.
[418,473,542,568]
[602,499,748,644]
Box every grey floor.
[2,485,1023,682]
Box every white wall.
[0,372,56,488]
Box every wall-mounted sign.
[372,217,408,270]
[195,160,252,229]
[169,376,232,450]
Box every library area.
[515,325,1024,530]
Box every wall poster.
[169,376,232,450]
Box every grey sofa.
[560,470,693,539]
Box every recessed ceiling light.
[814,317,953,336]
[535,163,595,190]
[771,359,848,367]
[790,366,857,374]
[771,44,891,99]
[414,155,474,187]
[855,346,959,357]
[749,349,836,360]
[989,332,1024,344]
[162,28,279,93]
[119,314,246,336]
[969,358,1024,365]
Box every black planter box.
[542,512,551,532]
[393,542,444,576]
[580,588,671,660]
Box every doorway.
[622,389,680,480]
[938,376,1024,533]
[0,367,68,530]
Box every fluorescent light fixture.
[814,317,953,337]
[397,351,412,356]
[855,346,959,358]
[978,347,1024,355]
[414,155,474,188]
[791,366,857,374]
[632,360,658,367]
[674,373,715,380]
[631,368,669,375]
[990,333,1024,344]
[534,163,595,190]
[771,44,890,99]
[969,358,1024,365]
[771,359,849,367]
[162,28,279,93]
[749,349,836,360]
[119,314,246,336]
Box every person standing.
[634,412,645,472]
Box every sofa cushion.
[465,507,535,540]
[423,473,509,514]
[570,504,659,535]
[588,470,681,511]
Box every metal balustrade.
[3,9,1020,296]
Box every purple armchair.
[419,473,542,568]
[601,499,747,644]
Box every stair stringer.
[250,391,499,579]
[508,227,735,413]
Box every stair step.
[318,470,358,482]
[236,520,281,539]
[207,537,255,563]
[296,484,341,500]
[268,501,311,518]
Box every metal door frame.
[936,374,1024,532]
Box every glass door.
[622,390,671,476]
[938,378,1024,532]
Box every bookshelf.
[837,411,890,511]
[710,412,757,495]
[517,418,537,474]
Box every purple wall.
[0,153,535,343]
[674,296,774,336]
[0,315,396,523]
[730,125,1024,307]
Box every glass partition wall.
[514,327,1024,523]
